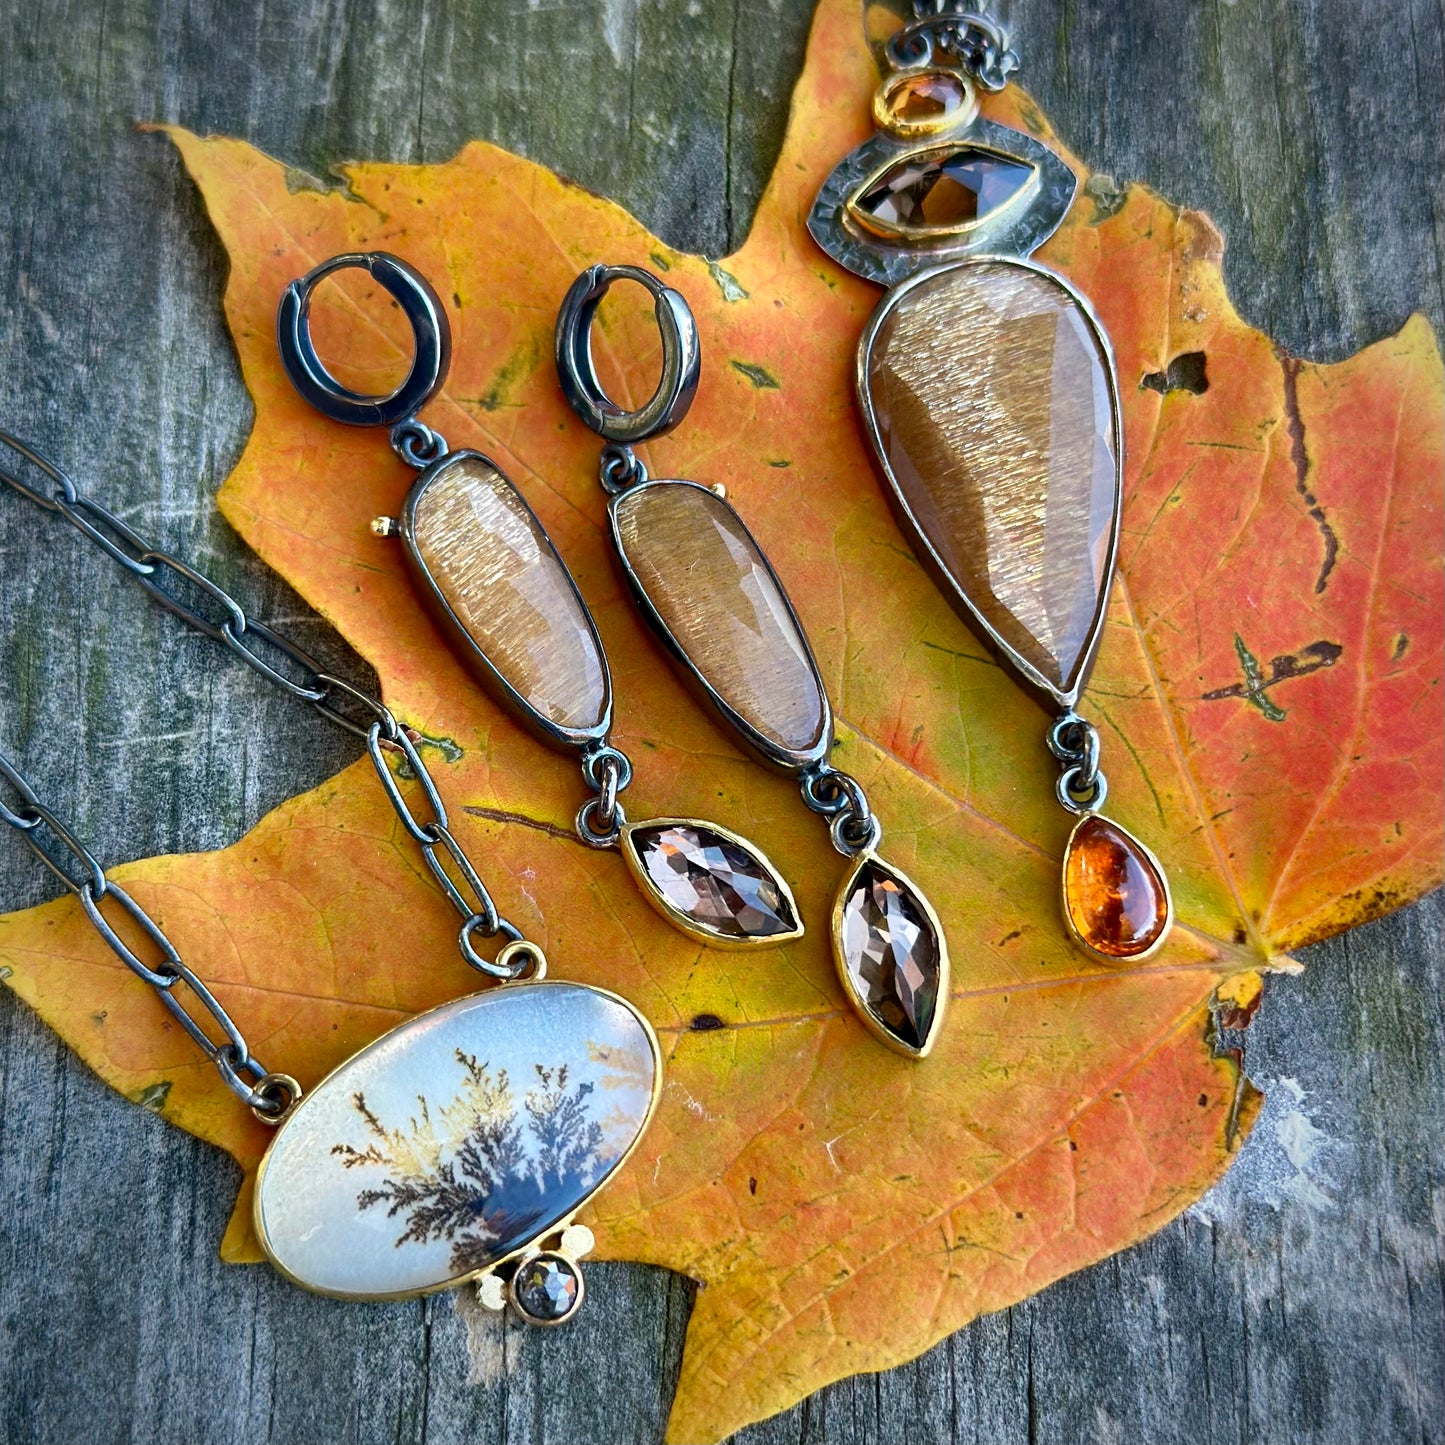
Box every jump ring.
[460,914,525,977]
[250,1072,303,1125]
[1057,764,1108,815]
[581,744,633,795]
[495,939,548,982]
[575,794,626,849]
[831,810,882,857]
[390,419,448,469]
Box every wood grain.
[0,1,1440,1442]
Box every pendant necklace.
[0,430,661,1324]
[553,265,950,1058]
[276,253,802,952]
[808,2,1173,963]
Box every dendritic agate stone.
[834,856,946,1055]
[853,148,1035,233]
[611,481,828,761]
[1063,814,1170,960]
[625,821,800,944]
[254,983,657,1299]
[407,453,608,733]
[862,259,1119,700]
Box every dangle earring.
[807,4,1172,962]
[0,429,663,1324]
[554,265,949,1059]
[277,252,801,950]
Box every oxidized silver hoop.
[554,263,700,444]
[276,251,451,428]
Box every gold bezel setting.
[252,980,664,1304]
[1060,812,1174,963]
[620,816,804,950]
[871,65,979,139]
[845,140,1040,246]
[830,850,950,1060]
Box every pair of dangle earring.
[554,265,951,1058]
[808,6,1173,963]
[277,253,802,952]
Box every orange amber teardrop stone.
[1063,815,1170,960]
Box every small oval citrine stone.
[873,67,976,137]
[1063,815,1170,960]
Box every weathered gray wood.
[0,1,1440,1442]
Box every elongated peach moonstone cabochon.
[613,482,827,754]
[864,260,1119,696]
[410,455,607,730]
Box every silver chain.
[0,749,300,1122]
[891,2,1021,91]
[0,430,542,1108]
[800,762,882,857]
[1048,712,1108,814]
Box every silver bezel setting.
[807,115,1078,284]
[398,448,614,752]
[855,254,1126,712]
[608,478,834,774]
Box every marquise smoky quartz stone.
[853,148,1035,233]
[623,820,802,946]
[835,857,945,1055]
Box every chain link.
[0,428,544,1114]
[0,749,299,1121]
[575,743,633,848]
[1047,711,1108,814]
[799,763,883,857]
[890,3,1021,91]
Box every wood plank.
[0,1,1440,1441]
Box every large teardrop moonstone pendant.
[858,257,1121,705]
[1062,814,1171,961]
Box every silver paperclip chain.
[0,749,300,1122]
[0,429,541,998]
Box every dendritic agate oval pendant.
[401,451,611,747]
[1062,814,1171,961]
[610,480,831,770]
[832,853,948,1057]
[254,982,660,1300]
[621,818,802,948]
[858,257,1122,708]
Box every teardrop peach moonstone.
[863,259,1119,698]
[410,455,607,730]
[1063,814,1169,959]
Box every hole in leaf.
[1141,351,1209,395]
